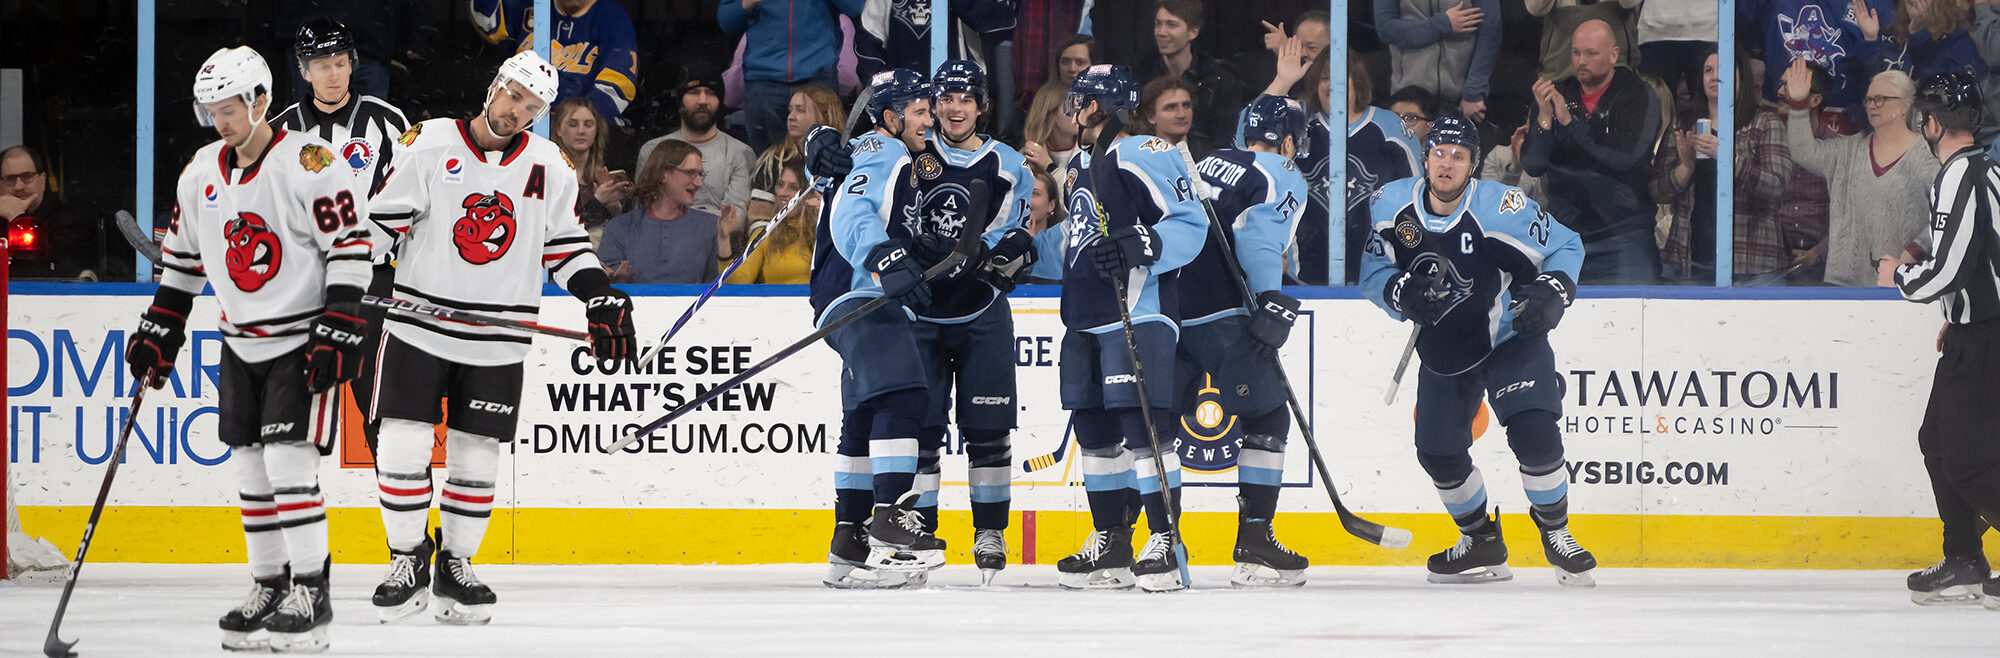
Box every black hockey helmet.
[295,17,355,65]
[933,59,988,109]
[1916,70,1984,134]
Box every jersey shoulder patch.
[1498,187,1527,215]
[298,143,335,174]
[395,122,424,147]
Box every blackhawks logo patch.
[298,144,334,174]
[395,123,423,147]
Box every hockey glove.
[866,240,932,310]
[979,228,1037,293]
[303,290,369,394]
[1508,272,1576,336]
[1091,224,1161,277]
[125,288,194,389]
[912,232,977,280]
[584,289,637,362]
[1386,269,1451,326]
[803,124,854,183]
[1247,291,1302,359]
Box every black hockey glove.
[866,240,932,310]
[125,287,193,389]
[569,268,637,361]
[1091,224,1160,277]
[803,124,853,182]
[303,288,369,394]
[1509,272,1575,336]
[1386,269,1451,326]
[979,228,1037,293]
[1247,291,1302,359]
[912,232,976,280]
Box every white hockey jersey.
[158,129,377,363]
[369,118,602,366]
[272,95,409,198]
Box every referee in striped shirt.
[1890,71,2000,607]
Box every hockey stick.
[1383,264,1448,406]
[1173,142,1412,550]
[361,295,590,342]
[1086,117,1192,586]
[114,210,162,263]
[602,180,991,455]
[1021,418,1075,472]
[44,369,156,658]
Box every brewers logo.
[1395,216,1424,248]
[299,144,334,174]
[1175,375,1247,474]
[395,123,423,147]
[915,153,943,180]
[1499,188,1527,215]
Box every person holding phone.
[1655,50,1794,283]
[599,140,723,284]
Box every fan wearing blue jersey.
[1359,116,1599,588]
[1179,94,1312,588]
[1053,64,1210,592]
[808,69,948,586]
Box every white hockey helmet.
[489,50,561,123]
[192,46,273,127]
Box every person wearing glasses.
[1781,59,1940,287]
[600,139,725,284]
[1388,86,1444,146]
[2,144,105,280]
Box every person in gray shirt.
[601,140,723,284]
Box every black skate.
[263,571,331,653]
[373,538,434,623]
[864,492,947,573]
[218,572,288,651]
[824,521,913,589]
[974,528,1008,586]
[1539,524,1598,588]
[1057,527,1134,590]
[1232,518,1309,588]
[1133,531,1188,592]
[1428,512,1511,584]
[1907,554,1989,606]
[433,530,496,626]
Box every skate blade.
[1229,563,1307,589]
[220,629,268,652]
[433,598,493,626]
[268,627,329,654]
[1057,568,1136,590]
[1911,586,1984,606]
[1136,570,1188,592]
[1426,563,1514,584]
[377,590,432,624]
[823,563,911,590]
[1556,569,1596,589]
[979,568,1000,587]
[863,546,946,572]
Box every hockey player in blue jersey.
[1360,116,1599,587]
[1053,64,1209,592]
[1179,94,1313,588]
[808,68,948,586]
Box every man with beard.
[637,65,753,225]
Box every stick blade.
[45,632,77,658]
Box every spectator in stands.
[1855,0,1986,82]
[1637,0,1719,119]
[1740,0,1893,112]
[751,85,846,209]
[1372,0,1503,122]
[730,159,819,284]
[1387,86,1443,145]
[1330,48,1419,284]
[1237,10,1330,91]
[1656,51,1794,283]
[1522,19,1663,284]
[534,0,642,129]
[1770,62,1850,283]
[638,66,755,246]
[554,98,631,237]
[1139,76,1201,153]
[1781,61,1940,286]
[1012,3,1088,113]
[721,0,865,155]
[281,0,438,102]
[857,0,1016,79]
[603,140,725,284]
[1025,168,1066,285]
[1528,0,1643,80]
[2,145,103,281]
[1137,0,1247,151]
[1971,0,2000,144]
[1052,35,1099,87]
[1023,82,1085,173]
[1479,124,1549,206]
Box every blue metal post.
[534,0,552,139]
[1715,0,1736,286]
[1328,1,1348,285]
[136,0,155,280]
[931,0,948,72]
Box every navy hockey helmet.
[1064,64,1140,123]
[867,68,933,117]
[1424,114,1481,164]
[933,59,988,108]
[295,17,355,65]
[1242,94,1308,151]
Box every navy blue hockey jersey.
[916,133,1032,323]
[1179,148,1307,325]
[1059,135,1209,333]
[809,132,924,325]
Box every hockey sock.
[963,428,1013,530]
[264,440,328,579]
[1237,409,1289,520]
[1419,449,1491,533]
[376,418,437,552]
[232,444,288,579]
[1521,459,1570,529]
[867,389,928,502]
[1075,409,1136,530]
[440,430,501,558]
[1132,445,1184,534]
[833,407,874,524]
[1503,410,1567,528]
[915,434,943,532]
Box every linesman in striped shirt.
[1890,71,2000,609]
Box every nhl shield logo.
[1395,216,1424,248]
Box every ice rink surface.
[1,564,1993,657]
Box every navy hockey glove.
[125,288,193,389]
[1247,291,1302,359]
[867,240,932,310]
[979,228,1037,293]
[303,291,369,395]
[1386,269,1451,326]
[912,232,977,280]
[1091,224,1160,277]
[584,289,637,362]
[1509,272,1575,336]
[803,124,853,182]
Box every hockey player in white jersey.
[364,50,637,625]
[126,46,374,652]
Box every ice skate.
[973,528,1007,586]
[1428,513,1511,584]
[218,572,288,651]
[1908,554,1989,606]
[263,571,331,653]
[824,521,912,589]
[433,530,496,626]
[373,537,435,623]
[1057,526,1135,590]
[1539,525,1598,588]
[1232,518,1308,588]
[1133,531,1188,592]
[1985,577,1999,611]
[864,492,946,573]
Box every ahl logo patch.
[341,138,374,172]
[298,144,334,174]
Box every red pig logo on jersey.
[453,192,517,264]
[224,212,283,291]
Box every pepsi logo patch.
[342,138,375,173]
[203,183,220,210]
[204,184,218,202]
[444,157,465,183]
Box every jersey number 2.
[313,190,357,233]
